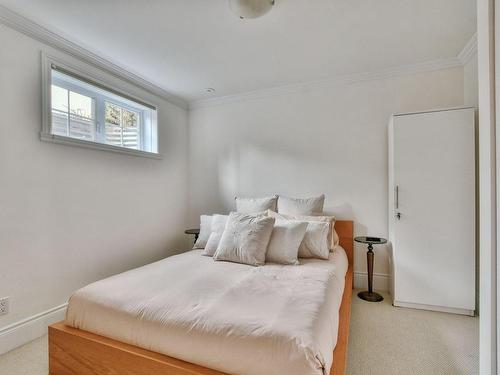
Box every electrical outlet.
[0,297,9,315]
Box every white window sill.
[40,132,162,159]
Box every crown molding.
[189,57,463,109]
[457,32,478,65]
[0,4,475,112]
[0,5,188,110]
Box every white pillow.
[203,214,229,256]
[235,195,278,214]
[266,219,308,265]
[193,215,213,249]
[297,221,330,259]
[277,194,325,216]
[213,212,275,266]
[267,210,338,250]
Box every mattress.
[66,247,348,375]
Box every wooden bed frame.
[48,220,354,375]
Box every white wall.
[188,67,465,289]
[0,24,189,329]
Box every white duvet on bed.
[66,247,348,375]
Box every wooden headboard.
[335,220,354,268]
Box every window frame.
[41,53,161,159]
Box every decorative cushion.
[297,221,331,259]
[267,210,338,250]
[193,215,213,249]
[203,214,229,256]
[277,194,325,216]
[266,219,308,265]
[213,212,275,266]
[235,195,278,214]
[267,210,330,259]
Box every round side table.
[354,236,387,302]
[185,228,200,244]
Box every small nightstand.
[355,236,387,302]
[184,228,200,244]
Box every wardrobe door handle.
[395,185,399,209]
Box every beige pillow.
[203,214,229,256]
[268,210,338,249]
[266,219,308,265]
[277,194,325,216]
[235,195,278,213]
[213,212,275,266]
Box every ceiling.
[0,0,476,102]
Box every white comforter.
[66,247,348,375]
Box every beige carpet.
[347,291,478,375]
[0,290,478,375]
[0,333,48,375]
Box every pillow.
[203,214,229,256]
[332,228,340,248]
[277,194,325,216]
[235,195,278,214]
[266,219,308,265]
[193,215,213,249]
[213,212,275,266]
[268,210,338,250]
[267,210,330,259]
[297,221,330,259]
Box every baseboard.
[354,271,389,292]
[0,303,67,355]
[393,300,475,316]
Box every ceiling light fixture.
[205,88,216,93]
[229,0,275,19]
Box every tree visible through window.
[105,102,120,126]
[105,102,140,149]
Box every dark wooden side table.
[185,228,200,244]
[355,236,387,302]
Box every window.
[42,61,159,157]
[51,83,96,141]
[104,102,140,149]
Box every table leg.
[367,244,374,293]
[358,243,384,302]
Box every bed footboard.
[49,322,225,375]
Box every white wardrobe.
[388,107,475,316]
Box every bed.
[48,220,353,375]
